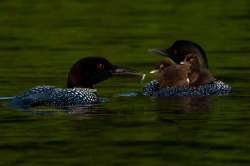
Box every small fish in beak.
[112,67,146,81]
[149,69,159,74]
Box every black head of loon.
[67,56,142,88]
[149,40,209,69]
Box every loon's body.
[146,40,232,96]
[11,86,98,107]
[11,57,141,108]
[143,80,232,96]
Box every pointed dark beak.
[148,48,173,57]
[112,67,146,80]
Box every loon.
[144,40,232,96]
[11,57,142,107]
[149,40,209,68]
[149,58,191,88]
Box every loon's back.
[11,86,98,108]
[143,80,232,96]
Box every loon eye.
[172,48,177,55]
[97,63,105,70]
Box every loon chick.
[150,59,191,88]
[184,53,215,86]
[149,40,209,69]
[144,50,231,96]
[11,57,142,107]
[150,53,215,88]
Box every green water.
[0,0,250,165]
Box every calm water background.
[0,0,250,165]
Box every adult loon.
[144,40,232,96]
[11,57,142,107]
[149,40,209,68]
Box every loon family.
[11,40,232,107]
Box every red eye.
[172,48,177,54]
[97,63,104,70]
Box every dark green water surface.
[0,0,250,165]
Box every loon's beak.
[112,67,146,81]
[148,48,173,57]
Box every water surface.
[0,0,250,165]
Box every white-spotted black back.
[143,80,232,96]
[11,86,99,107]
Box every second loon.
[11,57,142,107]
[144,40,232,96]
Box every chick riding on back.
[144,40,232,96]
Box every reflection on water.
[0,0,250,165]
[155,96,211,112]
[25,105,108,118]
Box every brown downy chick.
[184,54,215,86]
[150,59,191,88]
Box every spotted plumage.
[143,80,232,96]
[11,86,98,107]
